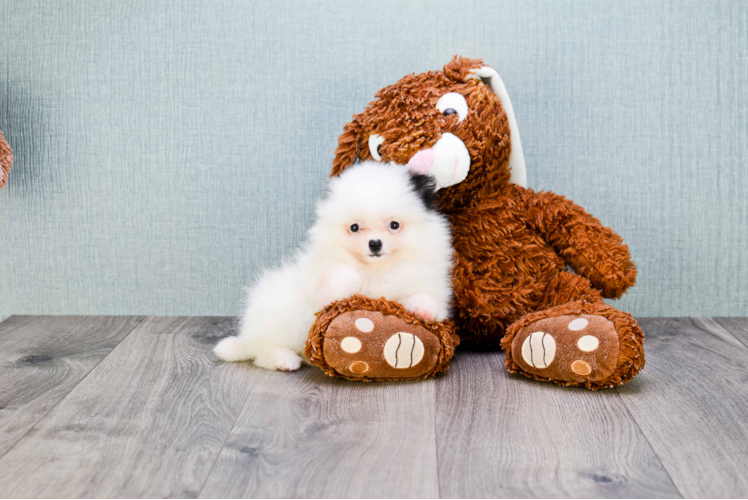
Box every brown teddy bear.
[0,130,11,189]
[306,56,644,389]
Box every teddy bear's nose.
[407,149,435,176]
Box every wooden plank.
[0,315,144,458]
[0,316,258,498]
[435,351,680,498]
[616,318,748,498]
[713,317,748,349]
[199,368,439,498]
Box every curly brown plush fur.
[314,56,643,388]
[0,130,11,189]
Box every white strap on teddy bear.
[467,67,527,188]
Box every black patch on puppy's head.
[408,173,438,211]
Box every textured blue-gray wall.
[1,0,746,320]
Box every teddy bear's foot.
[502,301,645,390]
[305,294,458,381]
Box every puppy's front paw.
[254,348,303,372]
[403,293,441,322]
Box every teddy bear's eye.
[436,93,468,123]
[368,134,384,161]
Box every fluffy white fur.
[214,161,453,371]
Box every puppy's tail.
[213,336,254,362]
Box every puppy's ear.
[408,173,438,211]
[331,117,364,178]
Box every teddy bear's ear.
[331,118,364,177]
[466,66,527,187]
[0,130,12,189]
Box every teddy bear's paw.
[320,310,443,380]
[510,314,619,383]
[306,295,460,382]
[504,305,645,389]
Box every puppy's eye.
[349,223,360,233]
[368,134,384,161]
[389,221,400,231]
[436,93,468,122]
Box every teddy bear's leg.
[305,294,459,382]
[502,272,645,389]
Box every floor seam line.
[614,384,684,499]
[617,318,684,497]
[432,379,441,500]
[0,316,148,463]
[707,317,748,350]
[195,365,257,497]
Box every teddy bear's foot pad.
[510,314,622,385]
[321,310,442,380]
[503,302,645,389]
[306,295,458,381]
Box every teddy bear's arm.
[525,190,636,299]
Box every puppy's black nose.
[369,239,383,253]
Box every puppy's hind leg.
[213,336,253,362]
[219,262,307,370]
[254,347,303,371]
[214,338,303,371]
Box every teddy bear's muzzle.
[406,133,470,191]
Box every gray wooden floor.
[0,316,747,498]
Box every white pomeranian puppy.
[214,161,453,371]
